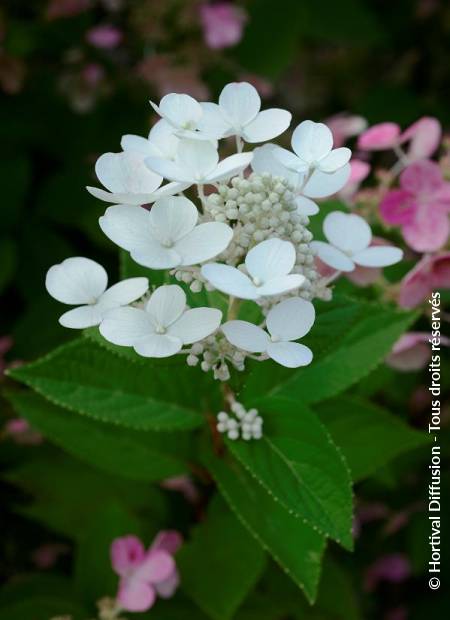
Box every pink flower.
[386,332,432,371]
[380,160,450,252]
[200,3,247,50]
[325,114,368,148]
[358,122,401,151]
[364,554,411,591]
[161,475,200,504]
[4,418,43,445]
[339,158,371,201]
[111,532,181,612]
[399,252,450,308]
[400,116,442,160]
[86,25,123,49]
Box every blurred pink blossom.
[358,122,401,151]
[380,160,450,252]
[386,332,432,371]
[137,56,209,100]
[326,114,368,147]
[161,475,200,504]
[364,553,411,591]
[339,158,371,201]
[4,418,43,445]
[200,3,247,50]
[81,63,105,86]
[385,606,408,620]
[32,543,69,569]
[86,25,123,49]
[111,532,180,612]
[0,336,13,374]
[399,252,450,308]
[400,117,442,160]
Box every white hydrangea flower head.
[222,297,315,368]
[86,150,186,205]
[217,401,263,441]
[145,138,252,188]
[100,284,222,358]
[121,119,180,161]
[197,82,292,143]
[45,257,148,329]
[201,238,305,300]
[311,211,404,272]
[99,196,233,269]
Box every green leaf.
[241,296,417,406]
[315,395,430,480]
[202,446,326,603]
[75,502,142,605]
[177,495,266,620]
[8,338,211,431]
[4,450,167,540]
[227,402,353,549]
[6,390,190,481]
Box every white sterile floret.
[216,402,263,441]
[45,257,148,329]
[197,82,292,143]
[145,138,252,187]
[222,297,315,368]
[275,120,351,175]
[311,211,404,272]
[100,284,222,358]
[201,238,305,300]
[99,196,233,269]
[121,119,180,161]
[149,93,213,140]
[86,151,186,205]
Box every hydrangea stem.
[227,295,241,320]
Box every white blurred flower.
[311,211,403,272]
[45,257,148,329]
[222,297,315,368]
[121,119,180,160]
[86,151,186,205]
[99,196,233,269]
[201,238,305,300]
[100,284,222,358]
[275,120,351,175]
[197,82,291,143]
[145,139,252,187]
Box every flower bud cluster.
[217,401,263,441]
[186,333,251,381]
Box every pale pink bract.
[200,3,247,50]
[399,252,450,308]
[357,122,401,150]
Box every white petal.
[206,152,253,183]
[201,264,258,300]
[134,334,182,358]
[245,238,296,283]
[99,205,152,253]
[176,222,233,265]
[168,308,222,344]
[222,321,270,353]
[258,274,305,296]
[146,285,186,328]
[302,164,351,198]
[197,103,231,139]
[59,305,103,329]
[267,341,313,368]
[98,278,149,310]
[149,196,198,243]
[241,109,292,143]
[273,147,308,173]
[99,307,154,345]
[131,246,181,270]
[86,186,152,206]
[319,147,351,172]
[176,139,219,180]
[46,257,107,305]
[148,120,179,159]
[295,195,319,216]
[291,121,333,163]
[218,82,260,128]
[120,134,153,156]
[145,156,190,183]
[266,297,315,341]
[157,93,203,128]
[151,181,191,199]
[251,144,299,186]
[310,241,355,272]
[95,152,162,194]
[324,211,372,253]
[352,246,403,268]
